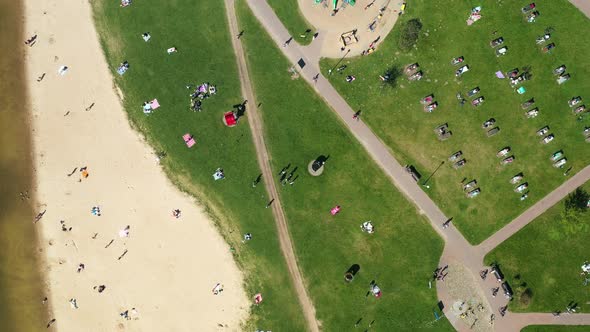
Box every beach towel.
[330,206,341,215]
[150,99,160,110]
[183,133,196,148]
[495,71,505,79]
[254,293,263,304]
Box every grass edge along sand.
[90,0,307,330]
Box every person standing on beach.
[93,285,106,293]
[34,210,46,223]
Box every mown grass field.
[486,182,590,313]
[237,0,453,330]
[91,0,307,330]
[320,0,590,244]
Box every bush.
[380,66,403,88]
[565,188,590,212]
[519,288,533,307]
[398,18,423,51]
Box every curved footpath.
[241,0,590,331]
[24,0,248,330]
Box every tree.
[564,188,590,212]
[398,19,423,51]
[519,288,533,307]
[380,66,402,89]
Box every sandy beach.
[298,0,402,58]
[23,0,248,330]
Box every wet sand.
[0,0,49,330]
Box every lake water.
[0,0,49,330]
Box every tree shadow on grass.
[380,65,403,89]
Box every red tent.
[223,111,237,127]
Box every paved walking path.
[224,1,320,331]
[241,1,590,331]
[243,0,469,245]
[570,0,590,19]
[477,165,590,256]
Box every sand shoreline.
[24,0,249,330]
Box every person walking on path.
[313,74,319,83]
[265,199,274,208]
[353,110,361,121]
[283,37,293,47]
[442,218,452,228]
[237,30,244,39]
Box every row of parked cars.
[491,264,513,299]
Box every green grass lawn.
[266,0,314,45]
[91,0,307,330]
[485,182,590,313]
[321,0,590,244]
[521,326,590,332]
[237,0,453,330]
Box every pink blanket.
[150,99,160,110]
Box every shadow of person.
[315,155,330,164]
[233,101,248,117]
